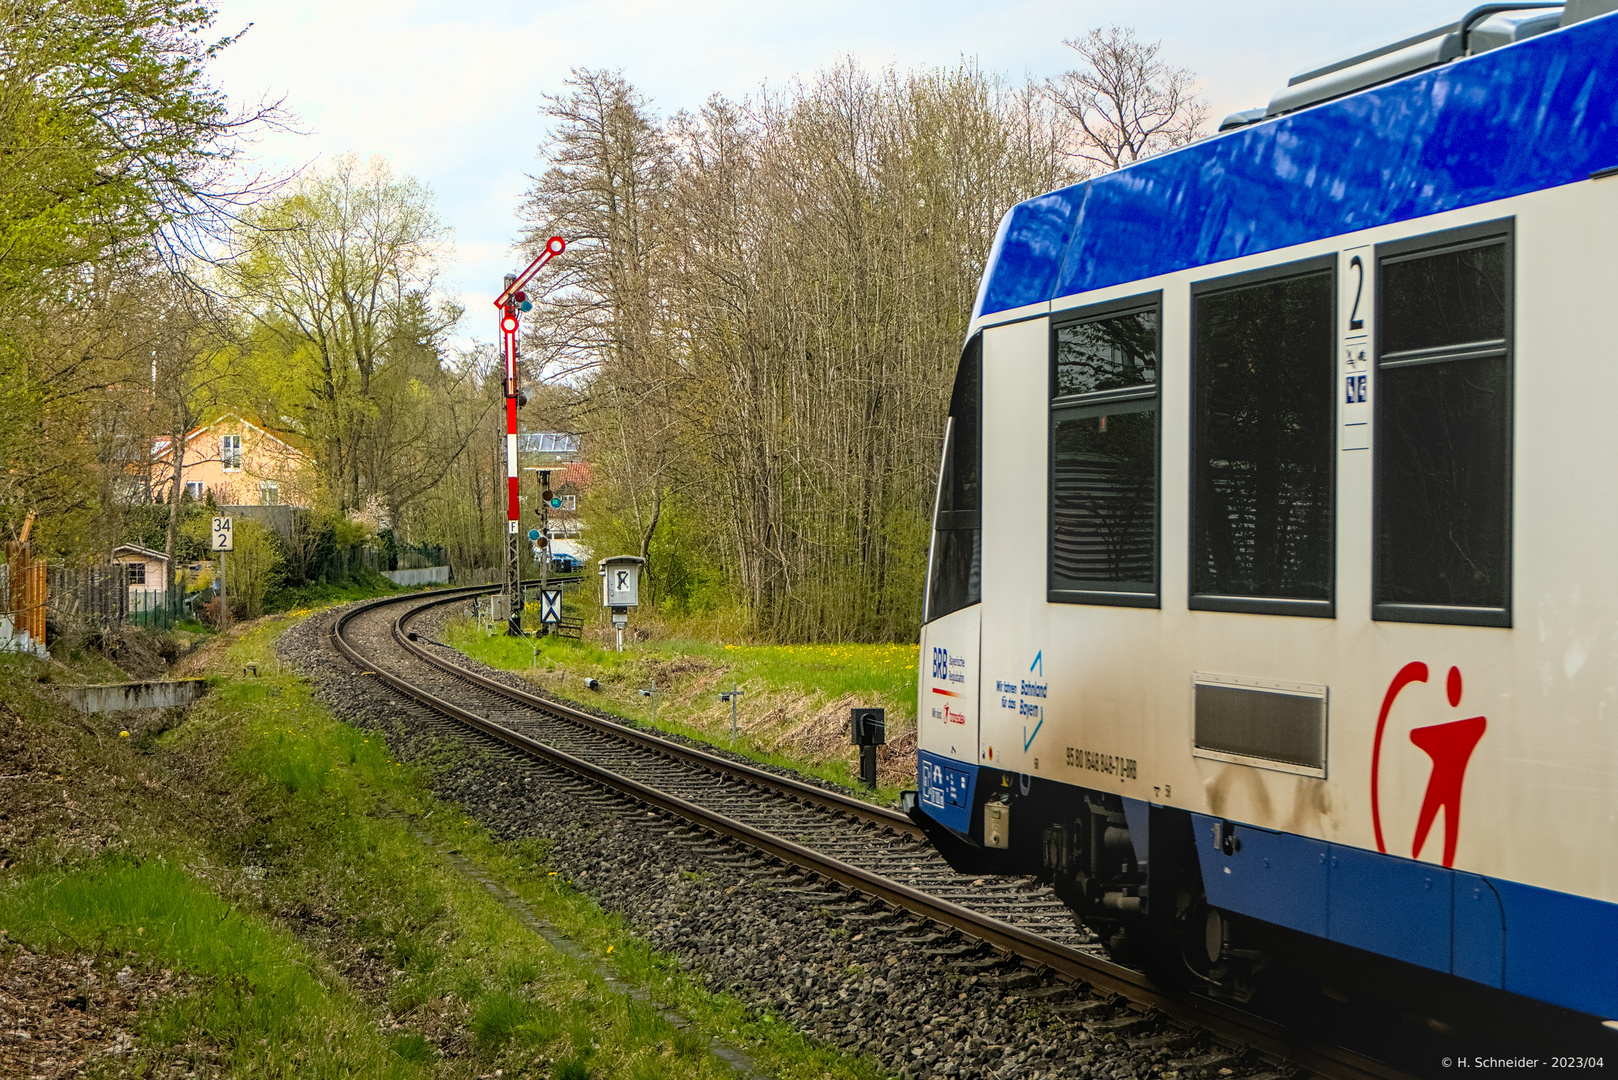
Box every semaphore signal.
[496,235,566,635]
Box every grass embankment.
[0,615,885,1079]
[263,570,404,614]
[443,616,920,801]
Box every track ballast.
[318,588,1416,1080]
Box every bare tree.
[519,70,680,573]
[517,58,1084,640]
[147,284,229,574]
[1046,26,1209,172]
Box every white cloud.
[209,0,1468,346]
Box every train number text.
[1065,747,1137,780]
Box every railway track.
[330,587,1415,1080]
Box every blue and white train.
[911,1,1618,1037]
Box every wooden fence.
[4,541,46,643]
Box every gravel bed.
[277,603,1278,1080]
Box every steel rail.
[329,590,1414,1080]
[390,587,924,840]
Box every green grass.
[443,620,918,803]
[455,625,917,713]
[44,643,133,684]
[0,611,891,1079]
[675,639,917,710]
[0,857,418,1078]
[264,571,404,613]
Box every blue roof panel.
[975,188,1084,314]
[975,14,1618,319]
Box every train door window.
[925,334,981,622]
[1373,220,1512,626]
[1190,256,1335,617]
[1048,294,1160,606]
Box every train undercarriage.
[905,771,1609,1058]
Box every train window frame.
[1047,291,1163,609]
[924,332,983,623]
[1188,254,1337,619]
[1371,218,1514,628]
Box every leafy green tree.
[0,0,275,291]
[223,155,482,527]
[0,0,274,559]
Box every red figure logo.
[1371,662,1487,868]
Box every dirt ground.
[0,947,197,1079]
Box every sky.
[207,0,1471,348]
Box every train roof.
[973,5,1618,321]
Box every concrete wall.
[382,565,450,586]
[0,614,48,659]
[67,679,208,713]
[219,504,296,542]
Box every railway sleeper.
[1166,1049,1239,1072]
[949,957,1009,975]
[919,942,984,959]
[1084,1011,1158,1037]
[980,967,1045,991]
[841,908,902,924]
[1043,996,1115,1019]
[1126,1030,1200,1053]
[1006,983,1080,1003]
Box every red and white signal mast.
[494,235,566,635]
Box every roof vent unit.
[1264,5,1565,119]
[1217,107,1267,133]
[1266,25,1465,117]
[1562,0,1618,25]
[1469,7,1564,52]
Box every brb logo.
[1371,662,1488,868]
[932,647,949,681]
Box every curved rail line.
[330,588,1413,1080]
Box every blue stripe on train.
[975,13,1618,319]
[1192,814,1618,1018]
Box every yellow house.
[153,415,314,508]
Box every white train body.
[914,5,1618,1024]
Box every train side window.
[1049,294,1160,607]
[925,334,981,622]
[1374,221,1512,626]
[1190,257,1335,617]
